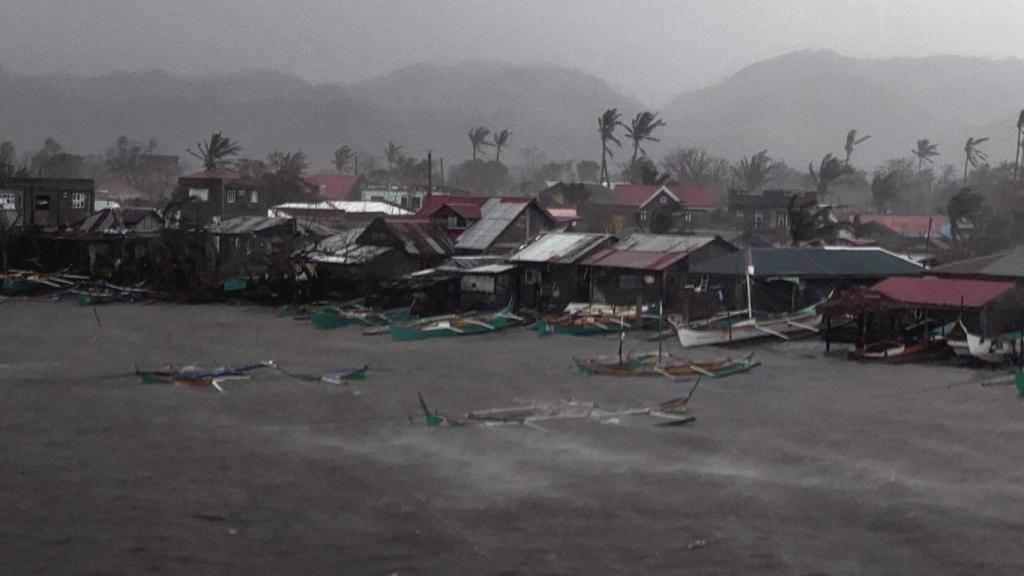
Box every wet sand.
[2,299,1024,575]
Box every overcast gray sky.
[2,0,1022,105]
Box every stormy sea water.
[2,299,1023,575]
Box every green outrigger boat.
[310,305,410,329]
[390,301,522,341]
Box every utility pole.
[427,151,433,197]
[354,155,359,175]
[440,158,445,188]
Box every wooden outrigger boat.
[390,301,522,341]
[573,352,760,379]
[273,363,369,384]
[946,320,1021,364]
[676,303,823,348]
[310,305,410,329]
[415,391,697,428]
[536,314,633,335]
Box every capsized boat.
[135,361,273,388]
[573,352,759,379]
[390,301,522,341]
[676,302,823,348]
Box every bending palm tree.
[492,129,511,163]
[625,112,667,168]
[809,153,853,197]
[962,136,989,187]
[598,109,624,185]
[911,139,939,176]
[187,132,241,171]
[844,129,870,164]
[467,127,492,162]
[334,146,355,173]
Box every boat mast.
[745,247,754,320]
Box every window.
[226,189,236,203]
[236,189,246,202]
[371,196,385,202]
[735,210,744,219]
[188,188,209,202]
[684,211,692,223]
[776,211,788,229]
[754,210,764,229]
[659,195,668,204]
[71,192,87,210]
[0,192,15,210]
[446,215,463,229]
[250,189,259,203]
[639,210,648,222]
[34,194,51,211]
[411,197,422,210]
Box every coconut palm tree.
[731,150,778,191]
[187,132,241,171]
[788,195,837,246]
[625,112,667,168]
[492,129,511,163]
[911,139,940,176]
[808,153,854,197]
[948,187,985,257]
[334,145,355,173]
[467,127,492,162]
[386,141,404,173]
[962,136,990,187]
[844,129,871,164]
[598,108,624,185]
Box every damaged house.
[454,197,555,255]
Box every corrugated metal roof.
[310,244,393,265]
[615,234,720,253]
[691,247,922,278]
[581,249,688,271]
[387,219,454,257]
[454,199,532,250]
[466,263,516,274]
[932,247,1024,279]
[270,201,411,216]
[207,216,294,235]
[871,276,1014,309]
[509,232,613,264]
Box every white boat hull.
[965,332,1015,364]
[677,311,822,348]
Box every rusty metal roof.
[386,219,454,257]
[509,232,614,264]
[871,276,1015,309]
[581,248,688,271]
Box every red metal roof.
[305,174,363,200]
[856,214,950,238]
[871,276,1014,309]
[581,248,688,271]
[612,184,719,208]
[415,196,489,219]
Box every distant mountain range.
[1,50,1022,173]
